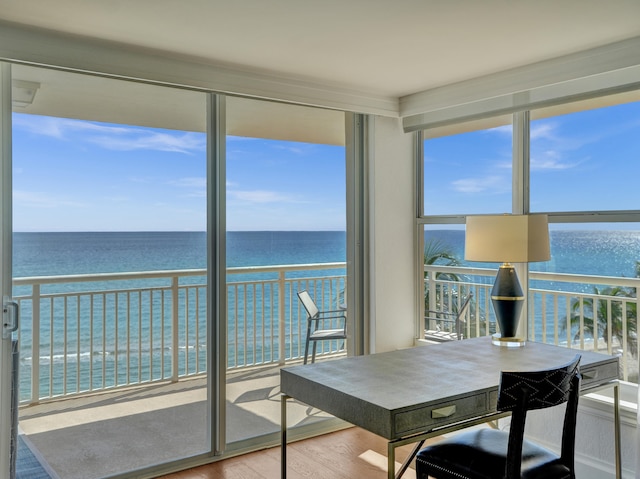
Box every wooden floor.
[158,426,434,479]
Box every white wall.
[367,112,638,475]
[369,116,416,353]
[525,391,638,478]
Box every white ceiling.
[2,0,640,99]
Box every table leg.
[281,394,289,479]
[395,440,425,478]
[387,441,395,479]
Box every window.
[423,118,513,216]
[419,92,640,386]
[530,99,640,213]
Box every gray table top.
[280,337,619,439]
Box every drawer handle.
[432,405,457,419]
[582,369,598,380]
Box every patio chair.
[416,354,582,479]
[297,290,347,364]
[424,292,473,342]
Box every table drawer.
[581,361,619,389]
[394,392,489,436]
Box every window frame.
[416,89,640,407]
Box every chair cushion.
[309,328,346,340]
[424,329,458,342]
[416,429,571,479]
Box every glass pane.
[530,99,640,212]
[12,64,209,478]
[529,223,640,383]
[543,223,640,276]
[225,97,346,447]
[423,120,513,215]
[422,225,497,339]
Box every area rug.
[16,434,58,479]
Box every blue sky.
[12,114,346,232]
[424,100,640,220]
[12,100,640,232]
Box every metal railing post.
[427,271,436,311]
[9,265,638,403]
[278,270,286,365]
[31,284,40,403]
[6,264,638,404]
[171,276,180,382]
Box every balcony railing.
[13,263,346,404]
[424,265,639,383]
[14,263,637,405]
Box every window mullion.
[512,110,532,339]
[512,111,530,215]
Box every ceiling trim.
[0,21,399,117]
[401,35,640,130]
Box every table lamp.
[465,214,550,346]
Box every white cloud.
[128,176,155,184]
[530,123,557,140]
[13,190,88,208]
[169,177,206,188]
[13,114,205,154]
[168,177,206,198]
[229,189,293,203]
[529,120,591,170]
[90,131,204,154]
[13,115,69,139]
[273,143,307,155]
[102,195,129,203]
[490,125,513,135]
[452,175,507,194]
[530,150,584,170]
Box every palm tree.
[423,238,461,311]
[567,285,637,357]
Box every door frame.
[0,61,15,478]
[207,92,226,455]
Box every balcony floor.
[18,366,331,479]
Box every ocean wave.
[18,344,200,365]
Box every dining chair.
[297,290,347,364]
[424,292,473,342]
[416,354,582,479]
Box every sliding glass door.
[224,96,347,448]
[11,64,210,478]
[0,62,17,479]
[2,61,363,478]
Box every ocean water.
[12,231,348,398]
[11,229,639,398]
[13,231,347,277]
[12,229,640,325]
[14,229,639,279]
[425,229,640,278]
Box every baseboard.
[575,453,634,479]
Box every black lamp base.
[491,264,525,345]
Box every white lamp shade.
[465,214,550,263]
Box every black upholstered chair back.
[416,354,582,479]
[498,354,581,478]
[497,355,580,412]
